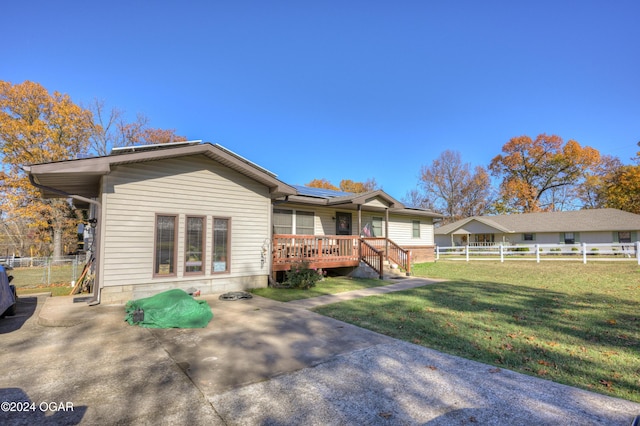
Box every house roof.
[286,185,443,218]
[25,142,297,203]
[435,209,640,235]
[25,141,443,218]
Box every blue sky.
[3,1,639,200]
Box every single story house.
[435,209,640,247]
[25,141,441,304]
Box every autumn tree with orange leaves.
[0,81,189,258]
[0,80,93,258]
[306,178,379,193]
[489,134,601,213]
[305,178,339,191]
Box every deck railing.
[272,234,360,271]
[362,237,412,275]
[273,234,412,277]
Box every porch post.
[385,208,389,256]
[357,205,362,236]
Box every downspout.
[27,174,103,305]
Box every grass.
[251,276,388,302]
[10,264,84,297]
[313,262,640,403]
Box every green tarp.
[125,289,213,328]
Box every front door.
[335,212,352,235]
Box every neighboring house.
[435,209,640,247]
[26,141,441,304]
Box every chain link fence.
[1,255,89,287]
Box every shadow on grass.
[314,279,640,402]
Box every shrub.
[284,262,322,289]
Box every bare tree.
[87,99,186,156]
[402,188,434,210]
[418,150,492,223]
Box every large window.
[563,232,575,244]
[213,218,230,273]
[273,209,293,234]
[154,215,177,276]
[185,216,204,274]
[273,209,315,235]
[296,211,314,235]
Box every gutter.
[26,172,103,306]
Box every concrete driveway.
[1,279,639,425]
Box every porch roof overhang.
[25,142,297,206]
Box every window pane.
[296,211,314,235]
[155,215,176,275]
[564,232,575,244]
[185,217,204,273]
[372,217,383,237]
[213,218,229,273]
[619,231,631,243]
[412,220,420,238]
[273,209,292,234]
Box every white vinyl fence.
[436,242,640,264]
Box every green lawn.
[251,276,387,302]
[313,262,640,403]
[10,264,82,297]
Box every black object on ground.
[219,291,253,301]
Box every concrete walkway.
[1,279,639,425]
[285,277,443,309]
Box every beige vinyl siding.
[100,155,271,289]
[272,203,435,244]
[387,214,434,245]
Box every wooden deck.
[272,234,361,271]
[272,234,411,277]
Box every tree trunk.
[53,225,63,260]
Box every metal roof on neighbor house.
[435,209,640,234]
